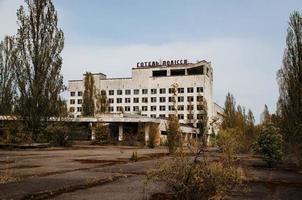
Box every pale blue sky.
[1,0,302,122]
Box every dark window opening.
[161,131,167,135]
[153,70,167,77]
[187,66,204,75]
[171,69,185,76]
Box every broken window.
[171,69,185,76]
[153,70,167,77]
[187,66,204,75]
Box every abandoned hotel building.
[67,59,223,144]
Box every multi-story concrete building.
[67,59,218,128]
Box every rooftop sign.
[137,59,188,68]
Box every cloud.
[62,38,282,122]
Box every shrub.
[253,125,283,167]
[45,123,72,147]
[147,141,245,200]
[0,122,32,144]
[148,124,159,148]
[94,122,111,145]
[167,116,182,153]
[130,151,138,162]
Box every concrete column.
[90,123,96,140]
[118,124,123,141]
[144,123,150,144]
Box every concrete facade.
[67,60,219,131]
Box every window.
[169,105,175,111]
[197,114,203,119]
[197,105,203,111]
[187,96,194,102]
[160,106,166,111]
[169,88,174,94]
[78,91,83,96]
[125,106,130,112]
[197,96,203,102]
[77,107,82,112]
[117,106,123,112]
[153,70,167,77]
[171,69,185,76]
[70,92,75,97]
[117,98,122,103]
[78,99,82,104]
[178,114,184,120]
[160,88,166,94]
[197,87,203,93]
[69,107,75,112]
[169,97,175,102]
[151,97,157,103]
[134,89,139,95]
[109,90,114,95]
[125,98,131,103]
[150,114,156,118]
[160,97,166,103]
[109,107,114,112]
[187,114,194,120]
[109,98,114,103]
[178,105,184,111]
[125,89,131,95]
[151,106,157,111]
[187,87,194,93]
[187,105,194,111]
[117,90,122,95]
[133,106,139,112]
[178,96,184,102]
[142,89,148,94]
[187,66,204,75]
[133,98,139,103]
[70,99,75,104]
[178,88,184,93]
[159,114,166,119]
[151,89,157,94]
[142,97,148,103]
[142,106,148,111]
[101,90,106,95]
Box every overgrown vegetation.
[219,92,258,153]
[147,139,246,200]
[148,123,159,148]
[130,151,138,162]
[277,11,302,168]
[82,72,95,117]
[94,121,111,145]
[253,125,283,167]
[45,123,72,147]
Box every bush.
[45,123,72,147]
[0,122,32,144]
[129,151,138,162]
[253,125,283,167]
[167,116,182,153]
[94,122,111,145]
[147,144,245,199]
[148,124,159,148]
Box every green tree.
[14,0,65,138]
[253,125,283,167]
[197,98,208,146]
[277,11,302,158]
[82,72,95,116]
[95,89,109,114]
[0,36,16,115]
[221,92,237,129]
[261,104,271,125]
